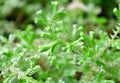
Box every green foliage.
[0,1,120,83]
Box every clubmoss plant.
[0,1,120,83]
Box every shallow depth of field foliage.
[0,0,120,83]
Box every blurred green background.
[0,0,119,37]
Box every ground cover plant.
[0,0,120,83]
